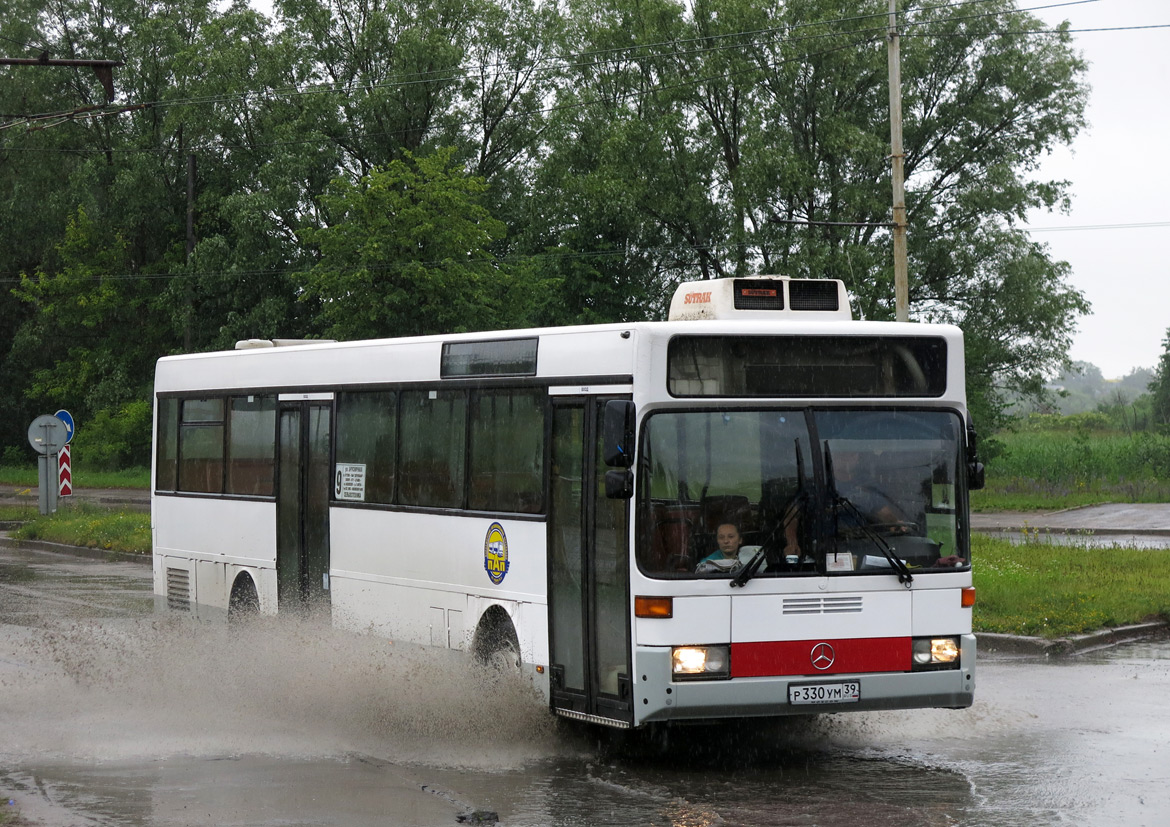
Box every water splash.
[0,614,558,769]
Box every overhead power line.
[1028,221,1170,233]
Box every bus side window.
[399,389,466,509]
[156,398,179,492]
[177,398,224,494]
[336,391,397,504]
[226,395,276,496]
[469,389,545,514]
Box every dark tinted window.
[469,389,545,513]
[441,338,538,377]
[178,398,224,493]
[399,390,467,508]
[227,396,276,496]
[668,336,947,398]
[335,391,397,504]
[156,398,179,492]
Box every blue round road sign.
[54,410,75,444]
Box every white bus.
[152,275,981,729]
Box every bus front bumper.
[631,633,976,725]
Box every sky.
[1024,0,1170,378]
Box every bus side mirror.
[968,461,985,491]
[605,469,634,499]
[966,414,985,490]
[602,400,635,468]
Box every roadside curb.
[978,621,1170,657]
[0,534,151,566]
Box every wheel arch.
[228,569,261,617]
[471,603,521,665]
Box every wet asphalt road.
[2,544,1170,826]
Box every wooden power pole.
[887,0,909,322]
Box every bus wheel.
[472,609,521,674]
[228,575,260,623]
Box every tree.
[0,0,1098,463]
[1150,328,1170,428]
[300,148,551,339]
[530,0,1090,422]
[10,208,168,430]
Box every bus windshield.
[639,409,968,578]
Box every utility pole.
[887,0,909,323]
[187,152,197,258]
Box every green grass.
[0,503,38,522]
[970,479,1170,512]
[0,464,149,489]
[972,533,1170,637]
[973,429,1170,511]
[11,502,151,555]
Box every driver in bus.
[831,449,914,534]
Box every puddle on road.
[4,547,1169,826]
[0,562,38,584]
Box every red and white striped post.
[58,444,72,497]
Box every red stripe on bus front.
[731,637,910,678]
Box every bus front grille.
[783,595,863,615]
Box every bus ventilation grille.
[166,567,191,611]
[783,595,863,615]
[789,280,840,311]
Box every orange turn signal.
[961,586,976,608]
[635,596,673,618]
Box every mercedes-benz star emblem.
[810,642,836,671]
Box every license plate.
[788,681,861,705]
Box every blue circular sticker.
[484,522,510,585]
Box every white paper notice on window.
[335,463,366,501]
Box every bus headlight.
[911,637,961,670]
[672,645,730,680]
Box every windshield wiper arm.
[824,442,913,586]
[732,438,809,589]
[730,547,766,588]
[833,494,913,585]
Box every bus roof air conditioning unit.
[234,338,338,350]
[667,276,852,322]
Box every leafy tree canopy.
[0,0,1092,459]
[301,148,553,340]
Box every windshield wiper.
[824,443,913,586]
[732,438,808,589]
[729,548,766,588]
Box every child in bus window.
[696,522,743,571]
